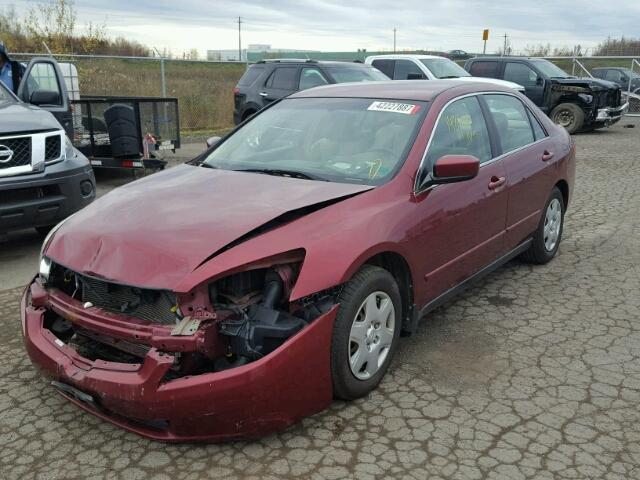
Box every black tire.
[521,187,565,264]
[242,110,256,121]
[550,103,585,134]
[331,265,402,400]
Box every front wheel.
[550,103,585,134]
[521,187,565,264]
[331,265,402,400]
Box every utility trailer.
[70,96,180,170]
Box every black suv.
[233,60,388,125]
[592,67,640,93]
[464,56,627,133]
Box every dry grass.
[67,58,245,132]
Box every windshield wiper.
[438,75,460,79]
[233,168,328,181]
[199,162,218,169]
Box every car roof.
[288,79,507,101]
[254,59,374,67]
[366,54,443,60]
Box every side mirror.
[30,90,61,106]
[407,73,424,80]
[536,77,544,86]
[432,155,480,184]
[206,136,222,148]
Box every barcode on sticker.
[368,101,420,115]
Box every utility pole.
[393,28,397,52]
[238,16,243,62]
[502,33,508,56]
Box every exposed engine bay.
[43,259,337,379]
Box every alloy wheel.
[543,198,562,251]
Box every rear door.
[259,66,300,106]
[17,58,71,135]
[503,62,545,106]
[481,93,554,247]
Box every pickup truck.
[0,57,95,235]
[364,54,525,93]
[465,57,627,133]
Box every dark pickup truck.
[465,57,627,133]
[1,58,95,235]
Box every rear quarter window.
[237,66,265,86]
[469,61,500,78]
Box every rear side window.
[484,94,535,153]
[527,109,547,140]
[238,66,264,86]
[265,67,298,90]
[504,63,538,87]
[299,67,328,90]
[371,59,395,79]
[393,60,425,80]
[424,96,492,172]
[468,61,500,78]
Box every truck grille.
[0,185,61,206]
[78,274,178,325]
[45,135,62,162]
[0,137,31,169]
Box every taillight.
[233,87,240,95]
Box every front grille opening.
[43,312,146,365]
[45,135,62,162]
[0,185,61,206]
[0,136,31,169]
[48,263,179,325]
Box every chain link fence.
[14,53,247,135]
[12,53,640,134]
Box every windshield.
[0,82,17,104]
[621,68,640,79]
[202,97,428,185]
[420,58,470,78]
[326,66,390,83]
[530,59,572,78]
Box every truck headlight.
[64,136,76,160]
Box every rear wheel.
[521,187,565,264]
[331,265,402,400]
[550,103,584,134]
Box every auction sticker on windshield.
[368,101,420,115]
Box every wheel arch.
[555,179,569,209]
[361,251,416,335]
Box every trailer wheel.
[550,103,584,134]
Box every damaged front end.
[23,250,341,441]
[546,80,627,128]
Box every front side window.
[484,94,536,153]
[202,97,428,185]
[528,59,572,79]
[265,67,298,90]
[299,67,328,90]
[393,60,425,80]
[420,58,470,78]
[23,62,63,105]
[423,96,492,182]
[504,63,539,87]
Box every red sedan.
[22,81,575,442]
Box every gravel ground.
[0,119,639,479]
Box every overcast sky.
[8,0,640,56]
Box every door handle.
[488,176,506,190]
[259,92,268,97]
[542,150,554,161]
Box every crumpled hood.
[0,102,63,134]
[551,77,620,91]
[45,165,371,289]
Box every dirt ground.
[1,119,639,479]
